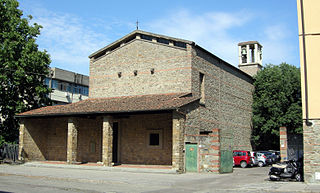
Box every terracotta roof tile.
[17,93,199,117]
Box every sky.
[18,0,300,76]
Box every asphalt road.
[0,164,319,193]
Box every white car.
[256,152,272,167]
[250,152,258,166]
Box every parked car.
[256,152,272,167]
[269,150,281,162]
[250,151,258,166]
[260,151,277,164]
[233,150,253,168]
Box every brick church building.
[17,30,254,173]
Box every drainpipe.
[300,0,312,126]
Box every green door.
[186,144,198,172]
[219,132,233,173]
[220,150,233,173]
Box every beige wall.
[297,0,320,183]
[22,118,68,161]
[297,0,320,119]
[118,113,172,165]
[89,39,192,98]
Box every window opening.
[141,34,153,41]
[199,72,205,104]
[149,133,160,146]
[147,129,163,148]
[200,131,212,135]
[158,38,169,45]
[174,41,187,48]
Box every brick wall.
[118,113,172,165]
[21,117,103,163]
[22,118,48,161]
[22,118,68,161]
[183,46,253,173]
[76,117,102,163]
[46,118,67,161]
[304,120,320,183]
[89,39,192,98]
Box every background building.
[297,0,320,183]
[45,67,89,105]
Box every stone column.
[67,118,78,164]
[172,111,185,173]
[102,116,113,166]
[254,43,258,63]
[238,45,242,65]
[280,127,288,162]
[246,44,250,63]
[18,120,25,161]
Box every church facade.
[17,30,254,173]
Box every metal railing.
[0,143,19,163]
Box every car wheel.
[295,173,302,182]
[258,161,264,167]
[240,161,247,168]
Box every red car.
[233,150,253,168]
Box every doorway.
[112,122,119,163]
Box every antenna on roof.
[136,19,139,30]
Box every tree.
[252,63,302,150]
[0,0,51,143]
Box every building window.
[141,34,153,41]
[58,81,67,91]
[200,131,212,135]
[147,129,163,148]
[50,79,89,96]
[44,78,50,87]
[51,79,58,89]
[149,133,159,145]
[157,38,169,45]
[174,41,187,48]
[199,72,205,104]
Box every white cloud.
[31,11,110,75]
[260,24,297,65]
[26,6,298,75]
[147,9,252,66]
[147,9,298,67]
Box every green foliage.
[0,0,51,143]
[252,63,302,150]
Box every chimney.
[238,41,263,76]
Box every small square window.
[149,133,159,146]
[147,129,163,149]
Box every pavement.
[1,162,320,192]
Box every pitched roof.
[89,30,194,59]
[17,93,199,118]
[238,41,262,47]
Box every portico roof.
[17,93,199,118]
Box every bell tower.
[238,41,263,76]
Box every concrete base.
[23,161,178,174]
